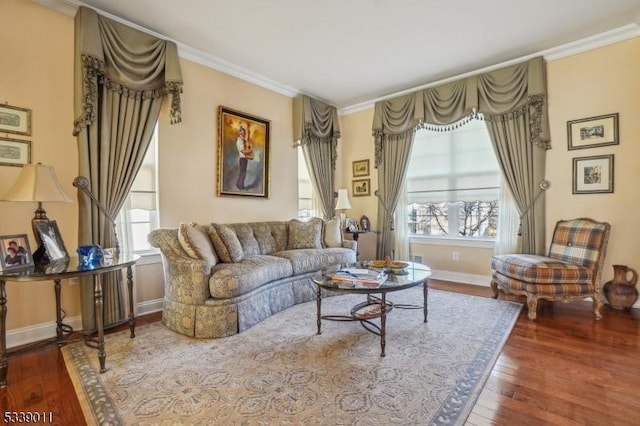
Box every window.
[406,118,500,238]
[297,146,316,220]
[117,129,159,253]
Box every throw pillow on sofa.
[208,223,244,263]
[287,218,323,250]
[178,223,218,266]
[323,219,343,248]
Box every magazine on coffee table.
[330,268,387,285]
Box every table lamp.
[1,163,72,255]
[334,188,352,230]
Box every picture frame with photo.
[0,234,34,271]
[567,113,618,150]
[0,137,31,167]
[34,220,69,262]
[572,154,614,194]
[352,159,370,177]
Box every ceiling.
[62,0,640,110]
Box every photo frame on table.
[0,137,31,167]
[34,220,69,262]
[567,113,618,150]
[0,234,34,271]
[572,154,614,194]
[0,104,32,136]
[352,178,371,197]
[352,159,370,177]
[217,106,271,198]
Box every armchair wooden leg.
[526,294,538,320]
[490,280,499,299]
[592,293,604,320]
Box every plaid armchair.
[490,218,611,320]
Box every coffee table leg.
[0,280,7,387]
[316,284,322,335]
[380,292,386,357]
[423,280,428,323]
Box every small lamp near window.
[335,188,352,230]
[1,163,73,262]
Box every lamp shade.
[1,163,72,203]
[335,188,351,210]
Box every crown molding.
[32,0,300,98]
[339,23,640,116]
[32,0,640,114]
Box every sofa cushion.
[177,223,218,266]
[208,224,244,263]
[249,223,278,254]
[323,219,343,248]
[209,255,294,298]
[287,218,323,250]
[274,247,356,275]
[229,223,261,256]
[491,254,594,284]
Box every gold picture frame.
[567,113,618,150]
[352,178,371,197]
[217,106,271,198]
[0,137,31,167]
[352,159,370,177]
[0,104,32,136]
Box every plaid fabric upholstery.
[492,272,592,295]
[548,219,609,267]
[491,254,594,284]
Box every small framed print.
[352,178,371,197]
[0,234,34,271]
[0,104,32,136]
[352,159,370,177]
[573,155,614,194]
[567,113,618,150]
[0,137,31,167]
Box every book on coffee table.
[330,268,386,285]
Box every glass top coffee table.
[312,261,431,357]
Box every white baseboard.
[431,270,492,287]
[6,298,164,349]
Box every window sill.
[133,251,162,265]
[409,235,495,249]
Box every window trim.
[410,235,495,249]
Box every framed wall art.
[352,159,370,177]
[217,106,270,198]
[0,234,34,271]
[567,113,618,150]
[0,104,32,136]
[352,178,371,196]
[572,154,614,194]
[0,137,31,166]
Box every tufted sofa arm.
[148,228,213,305]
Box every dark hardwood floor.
[2,281,639,425]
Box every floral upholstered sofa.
[148,218,356,338]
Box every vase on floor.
[603,264,638,310]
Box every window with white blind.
[407,118,500,238]
[117,129,159,253]
[297,146,316,220]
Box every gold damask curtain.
[293,95,341,220]
[372,57,550,255]
[74,6,183,329]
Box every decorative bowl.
[388,261,409,274]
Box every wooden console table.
[0,254,139,388]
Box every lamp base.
[32,244,49,266]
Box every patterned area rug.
[63,288,521,425]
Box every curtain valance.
[73,6,183,136]
[292,95,341,167]
[372,57,550,166]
